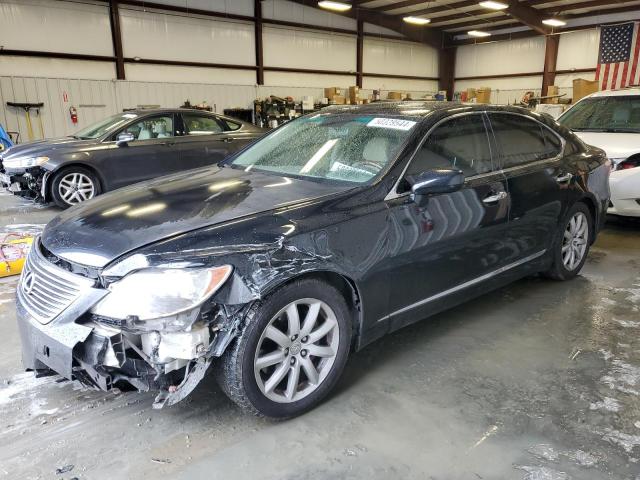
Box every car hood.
[42,166,353,268]
[1,137,98,161]
[573,131,640,161]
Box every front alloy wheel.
[216,278,351,418]
[254,299,340,403]
[51,167,101,209]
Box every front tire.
[51,167,101,209]
[215,278,352,418]
[544,202,592,280]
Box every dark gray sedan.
[0,109,266,208]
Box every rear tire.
[51,167,101,209]
[544,202,592,280]
[215,278,352,418]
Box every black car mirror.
[409,169,465,198]
[116,132,135,147]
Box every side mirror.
[409,169,465,198]
[116,132,135,147]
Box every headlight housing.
[3,156,49,169]
[91,265,232,332]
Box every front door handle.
[555,173,573,183]
[482,191,508,205]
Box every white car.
[558,88,640,217]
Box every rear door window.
[182,113,225,135]
[489,113,561,168]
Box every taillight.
[616,158,640,170]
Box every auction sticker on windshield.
[367,118,417,131]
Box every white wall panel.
[114,81,255,113]
[263,71,356,89]
[456,37,546,77]
[557,30,600,71]
[262,0,357,30]
[0,76,258,142]
[0,77,118,141]
[263,26,356,71]
[0,0,112,55]
[456,76,543,105]
[363,38,438,77]
[125,63,255,85]
[0,57,115,80]
[362,77,438,94]
[120,8,255,65]
[148,0,253,16]
[363,23,404,38]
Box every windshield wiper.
[601,128,640,133]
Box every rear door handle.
[555,173,573,183]
[482,191,508,205]
[222,137,234,143]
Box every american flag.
[596,22,640,90]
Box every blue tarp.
[0,125,13,150]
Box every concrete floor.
[0,190,639,480]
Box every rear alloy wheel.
[215,279,352,418]
[51,167,101,208]
[544,202,592,280]
[561,211,589,271]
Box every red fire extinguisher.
[69,106,78,125]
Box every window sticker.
[367,117,417,131]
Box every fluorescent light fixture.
[318,1,351,12]
[403,16,431,25]
[468,30,492,37]
[479,1,508,10]
[542,18,566,27]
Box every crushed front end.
[0,165,48,201]
[16,237,246,408]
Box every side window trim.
[486,111,566,175]
[385,111,500,200]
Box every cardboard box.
[387,91,403,100]
[348,86,360,103]
[330,95,346,105]
[324,87,342,98]
[573,78,598,102]
[476,87,491,104]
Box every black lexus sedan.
[0,109,265,208]
[16,102,610,418]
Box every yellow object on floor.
[0,236,33,277]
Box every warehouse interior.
[0,0,639,479]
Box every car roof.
[323,101,534,120]
[126,108,223,115]
[587,87,640,98]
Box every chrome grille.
[17,238,95,324]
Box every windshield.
[558,96,640,133]
[230,114,417,184]
[72,113,139,139]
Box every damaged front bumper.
[16,242,246,408]
[17,297,241,408]
[0,167,49,200]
